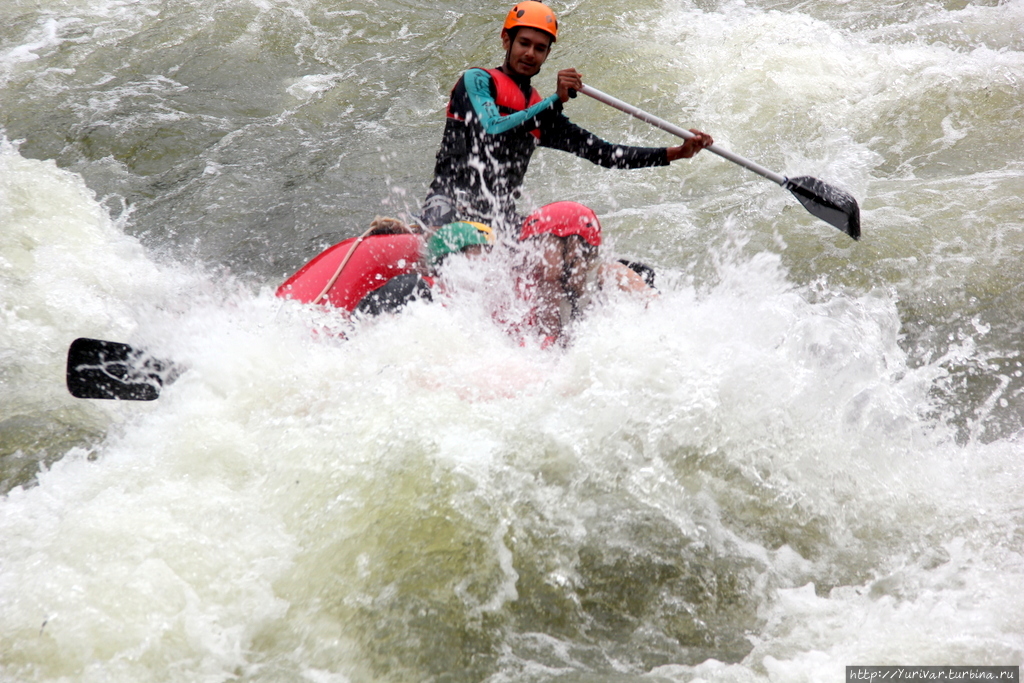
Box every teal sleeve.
[463,68,559,135]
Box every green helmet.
[427,221,495,265]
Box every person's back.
[355,221,495,316]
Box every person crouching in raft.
[510,201,656,345]
[354,221,496,316]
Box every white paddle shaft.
[578,84,787,186]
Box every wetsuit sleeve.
[463,68,560,135]
[355,273,433,316]
[537,109,670,169]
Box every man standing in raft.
[420,0,714,231]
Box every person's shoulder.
[461,67,497,96]
[463,67,494,82]
[460,66,497,76]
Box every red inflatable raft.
[276,202,608,316]
[275,233,425,311]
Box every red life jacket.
[446,67,543,140]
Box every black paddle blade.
[783,176,861,240]
[66,338,181,401]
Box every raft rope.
[311,224,377,306]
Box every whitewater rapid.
[2,0,1024,681]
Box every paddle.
[66,338,183,401]
[577,84,860,240]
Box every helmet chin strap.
[501,28,514,74]
[500,52,536,85]
[499,27,537,83]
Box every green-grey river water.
[2,0,1023,681]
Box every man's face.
[502,27,553,78]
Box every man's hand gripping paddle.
[577,84,860,239]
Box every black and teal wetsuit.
[422,66,670,230]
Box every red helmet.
[503,1,558,42]
[519,201,602,246]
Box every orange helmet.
[503,1,558,42]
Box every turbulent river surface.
[2,0,1023,681]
